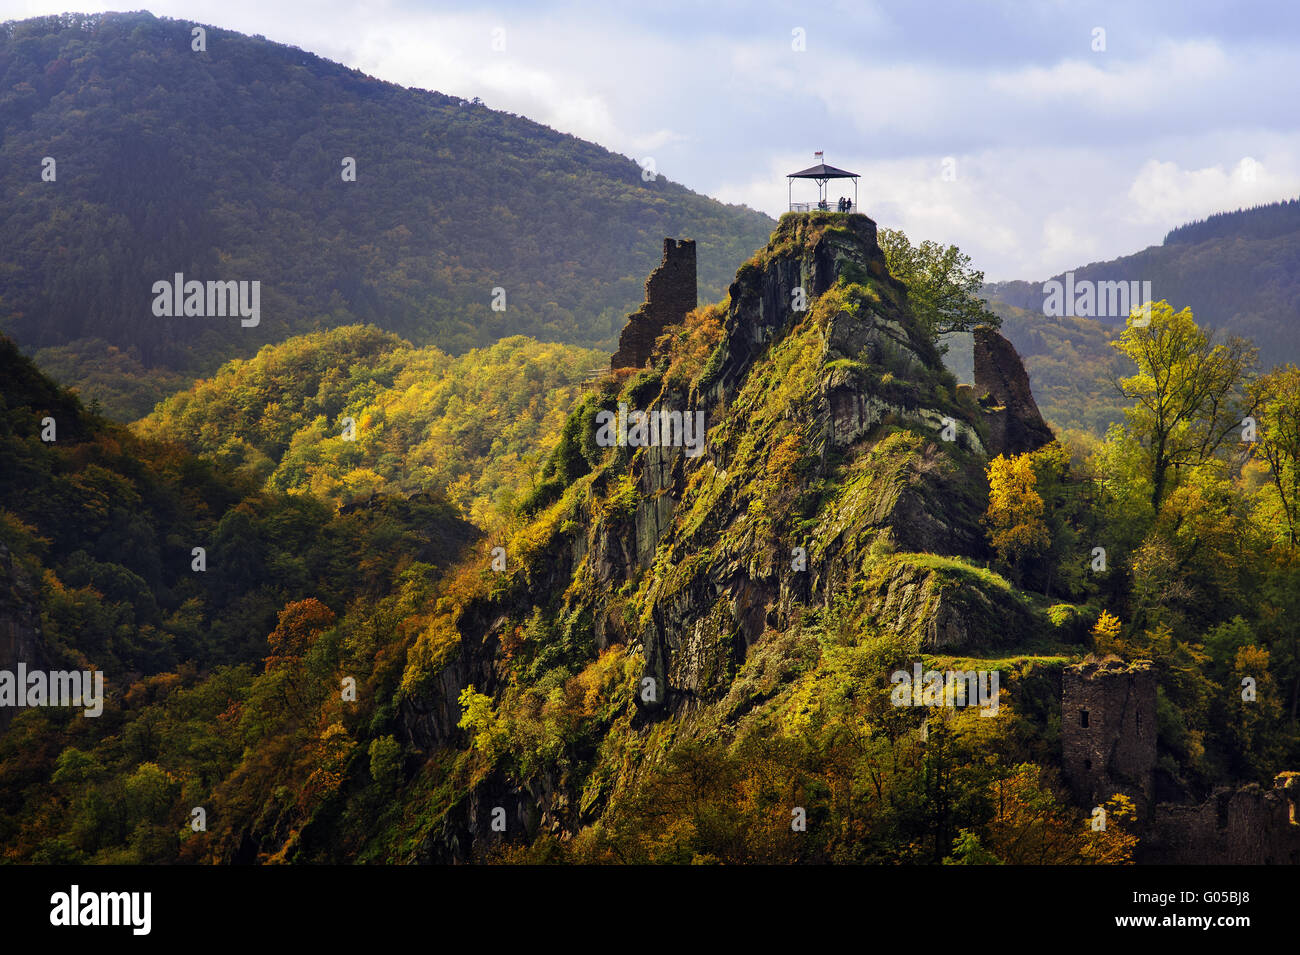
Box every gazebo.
[787,152,859,213]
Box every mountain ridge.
[0,10,775,418]
[984,196,1300,368]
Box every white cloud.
[988,39,1229,112]
[1125,156,1300,225]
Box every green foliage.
[1249,364,1300,545]
[0,12,774,417]
[877,227,1000,345]
[0,335,478,861]
[1111,301,1257,510]
[3,185,1298,867]
[136,327,602,527]
[367,736,402,788]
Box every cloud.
[1126,156,1300,226]
[988,39,1230,112]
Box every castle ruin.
[1062,659,1157,812]
[1145,773,1300,864]
[1061,657,1300,862]
[611,238,697,370]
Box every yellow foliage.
[1080,792,1140,864]
[1091,609,1124,655]
[984,452,1050,565]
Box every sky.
[5,1,1300,280]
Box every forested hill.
[0,11,775,417]
[984,196,1300,366]
[1165,197,1300,245]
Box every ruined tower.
[611,238,697,370]
[1146,772,1300,864]
[1061,659,1157,812]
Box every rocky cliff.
[972,325,1054,457]
[396,212,1057,860]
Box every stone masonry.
[1144,773,1300,864]
[1061,659,1157,812]
[611,238,697,370]
[1061,659,1300,862]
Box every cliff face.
[398,213,1056,860]
[972,325,1054,457]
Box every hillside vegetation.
[0,11,773,419]
[1,214,1297,864]
[134,326,605,526]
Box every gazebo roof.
[787,162,859,180]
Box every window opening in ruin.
[1080,709,1089,728]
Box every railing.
[790,201,856,213]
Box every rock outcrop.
[403,212,1054,859]
[611,238,697,369]
[972,324,1054,456]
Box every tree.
[1091,610,1125,656]
[984,451,1050,577]
[1025,440,1090,599]
[1248,364,1300,545]
[877,228,1000,344]
[368,735,402,788]
[1129,474,1257,630]
[1110,302,1257,512]
[264,598,336,670]
[983,764,1092,864]
[1079,793,1139,864]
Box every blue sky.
[6,0,1300,279]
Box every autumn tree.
[1219,645,1285,782]
[984,451,1050,579]
[265,598,336,670]
[1024,440,1091,598]
[1130,474,1258,630]
[982,764,1094,864]
[1110,302,1257,512]
[1091,609,1125,657]
[299,722,356,810]
[1079,792,1140,864]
